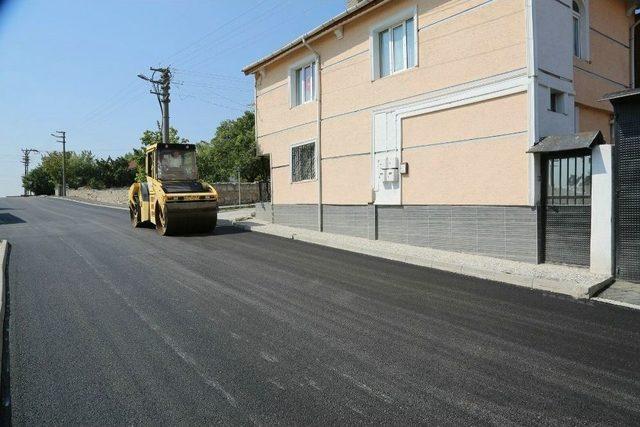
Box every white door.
[372,111,401,205]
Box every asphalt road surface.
[1,196,639,425]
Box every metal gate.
[543,152,592,266]
[614,99,640,282]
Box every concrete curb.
[0,240,8,380]
[49,196,128,211]
[232,221,610,300]
[591,297,640,311]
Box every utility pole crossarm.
[138,66,171,146]
[20,148,40,196]
[50,130,67,196]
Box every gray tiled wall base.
[255,202,272,222]
[267,204,539,263]
[377,205,538,263]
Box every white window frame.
[370,7,418,81]
[290,139,317,183]
[572,0,590,61]
[288,55,317,108]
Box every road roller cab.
[128,143,218,235]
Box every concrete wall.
[213,183,262,206]
[67,187,130,205]
[67,183,263,207]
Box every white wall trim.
[371,68,528,114]
[393,78,528,122]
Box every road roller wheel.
[130,198,141,228]
[207,213,218,233]
[155,204,173,236]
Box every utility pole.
[50,131,66,196]
[237,167,241,206]
[138,67,171,145]
[20,148,39,196]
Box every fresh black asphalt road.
[0,196,639,425]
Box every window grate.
[291,142,315,182]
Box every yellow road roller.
[128,143,218,235]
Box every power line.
[159,0,273,66]
[184,1,321,70]
[176,0,294,69]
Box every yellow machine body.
[128,143,218,235]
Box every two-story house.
[243,0,638,276]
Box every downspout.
[302,36,323,232]
[525,0,542,263]
[630,19,640,88]
[525,0,539,203]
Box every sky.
[0,0,346,196]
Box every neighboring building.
[243,0,639,276]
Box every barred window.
[291,141,316,182]
[546,153,591,206]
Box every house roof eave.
[242,0,389,76]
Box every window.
[292,62,316,106]
[550,89,565,114]
[572,0,588,59]
[156,148,197,181]
[377,17,416,78]
[546,154,591,205]
[291,141,316,182]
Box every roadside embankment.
[66,182,264,206]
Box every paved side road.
[0,196,639,425]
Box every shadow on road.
[0,214,25,225]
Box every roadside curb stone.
[232,218,612,300]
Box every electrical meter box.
[384,168,399,183]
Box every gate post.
[590,145,614,276]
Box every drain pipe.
[302,36,323,232]
[630,19,640,88]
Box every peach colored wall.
[271,166,318,205]
[258,122,315,168]
[256,0,528,206]
[401,93,529,205]
[574,0,632,120]
[401,134,529,205]
[579,105,613,143]
[402,93,528,149]
[322,155,373,205]
[320,0,527,119]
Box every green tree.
[197,110,263,182]
[39,150,99,189]
[95,156,136,188]
[22,166,55,195]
